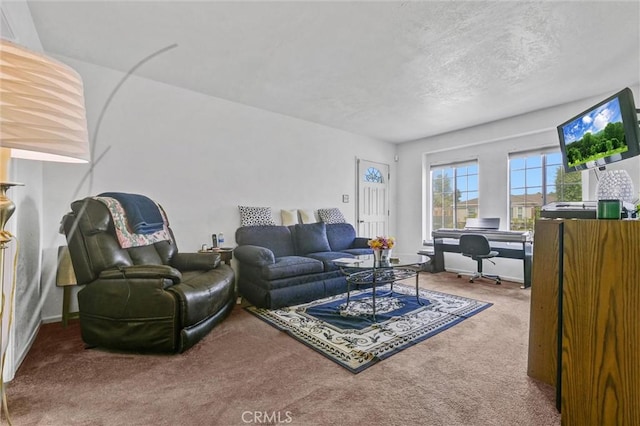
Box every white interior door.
[357,159,389,237]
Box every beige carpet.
[7,272,560,426]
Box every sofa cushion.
[238,206,276,226]
[261,256,324,280]
[340,248,373,256]
[306,251,354,272]
[318,208,346,224]
[326,222,357,251]
[294,222,331,255]
[236,225,295,257]
[281,209,299,226]
[298,209,317,224]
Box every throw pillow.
[294,222,331,254]
[238,206,276,227]
[298,209,317,224]
[318,208,346,224]
[281,209,299,226]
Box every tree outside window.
[509,151,582,231]
[431,163,478,230]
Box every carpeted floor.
[7,272,560,426]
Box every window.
[364,166,384,183]
[431,162,478,230]
[509,151,582,231]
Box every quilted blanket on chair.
[98,192,164,234]
[95,196,172,248]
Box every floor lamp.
[0,38,90,425]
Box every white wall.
[1,0,45,381]
[40,56,397,321]
[396,85,640,282]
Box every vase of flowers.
[368,236,395,262]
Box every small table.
[333,254,429,321]
[198,248,233,265]
[56,246,79,328]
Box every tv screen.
[557,87,640,173]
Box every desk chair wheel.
[457,273,475,283]
[457,272,501,285]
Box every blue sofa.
[234,222,372,309]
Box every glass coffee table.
[333,254,430,321]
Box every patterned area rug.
[245,284,492,373]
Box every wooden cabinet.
[528,219,640,425]
[561,220,640,425]
[527,219,562,387]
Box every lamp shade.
[0,39,89,163]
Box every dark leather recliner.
[62,196,236,353]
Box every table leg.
[62,286,71,328]
[432,242,446,272]
[522,243,532,289]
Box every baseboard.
[445,268,523,284]
[41,314,63,324]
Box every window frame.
[430,160,479,232]
[508,148,583,231]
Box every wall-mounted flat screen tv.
[557,87,640,173]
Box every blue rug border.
[245,285,493,374]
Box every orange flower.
[367,236,395,249]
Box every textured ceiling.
[25,1,640,143]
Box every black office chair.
[457,234,501,285]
